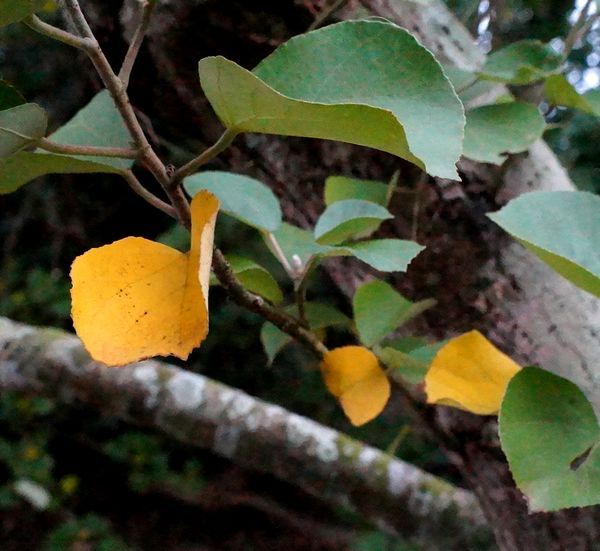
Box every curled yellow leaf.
[425,330,521,415]
[70,191,219,366]
[321,346,391,426]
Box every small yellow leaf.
[425,330,521,415]
[321,346,391,426]
[71,191,219,366]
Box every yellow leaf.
[425,330,521,415]
[321,346,391,426]
[70,191,219,366]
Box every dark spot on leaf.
[570,446,593,471]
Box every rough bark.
[0,317,493,550]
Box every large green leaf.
[463,102,545,164]
[0,81,25,111]
[0,103,47,158]
[48,90,133,170]
[480,40,563,85]
[488,191,600,298]
[0,0,48,27]
[184,171,282,232]
[261,302,350,363]
[314,199,393,245]
[324,176,388,206]
[224,255,283,304]
[199,20,464,179]
[499,367,600,511]
[353,280,435,347]
[0,91,133,194]
[0,152,122,194]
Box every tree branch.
[120,169,177,219]
[24,14,91,50]
[0,317,493,550]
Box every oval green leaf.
[488,191,600,298]
[480,40,563,85]
[184,171,282,232]
[353,280,435,347]
[225,255,283,304]
[0,103,47,158]
[199,20,464,179]
[314,199,392,245]
[499,366,600,511]
[463,102,545,164]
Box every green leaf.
[463,102,545,164]
[480,40,563,85]
[324,176,388,207]
[0,81,26,111]
[338,239,424,273]
[261,302,350,363]
[378,341,444,384]
[488,191,600,298]
[353,280,435,347]
[184,171,282,232]
[544,74,600,116]
[48,90,133,170]
[224,255,283,304]
[0,152,122,194]
[0,91,133,194]
[0,103,47,158]
[0,0,48,27]
[499,366,600,511]
[314,199,393,245]
[199,20,464,179]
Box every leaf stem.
[172,129,238,186]
[118,0,156,89]
[264,232,295,278]
[37,137,139,159]
[23,14,91,50]
[120,169,177,219]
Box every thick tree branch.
[0,317,492,550]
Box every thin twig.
[24,14,91,50]
[172,129,238,186]
[37,138,139,159]
[121,170,177,219]
[307,0,349,31]
[264,232,295,278]
[119,1,156,88]
[563,0,594,57]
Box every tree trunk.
[45,0,600,547]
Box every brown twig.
[120,169,177,219]
[119,0,156,88]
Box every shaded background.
[0,0,598,548]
